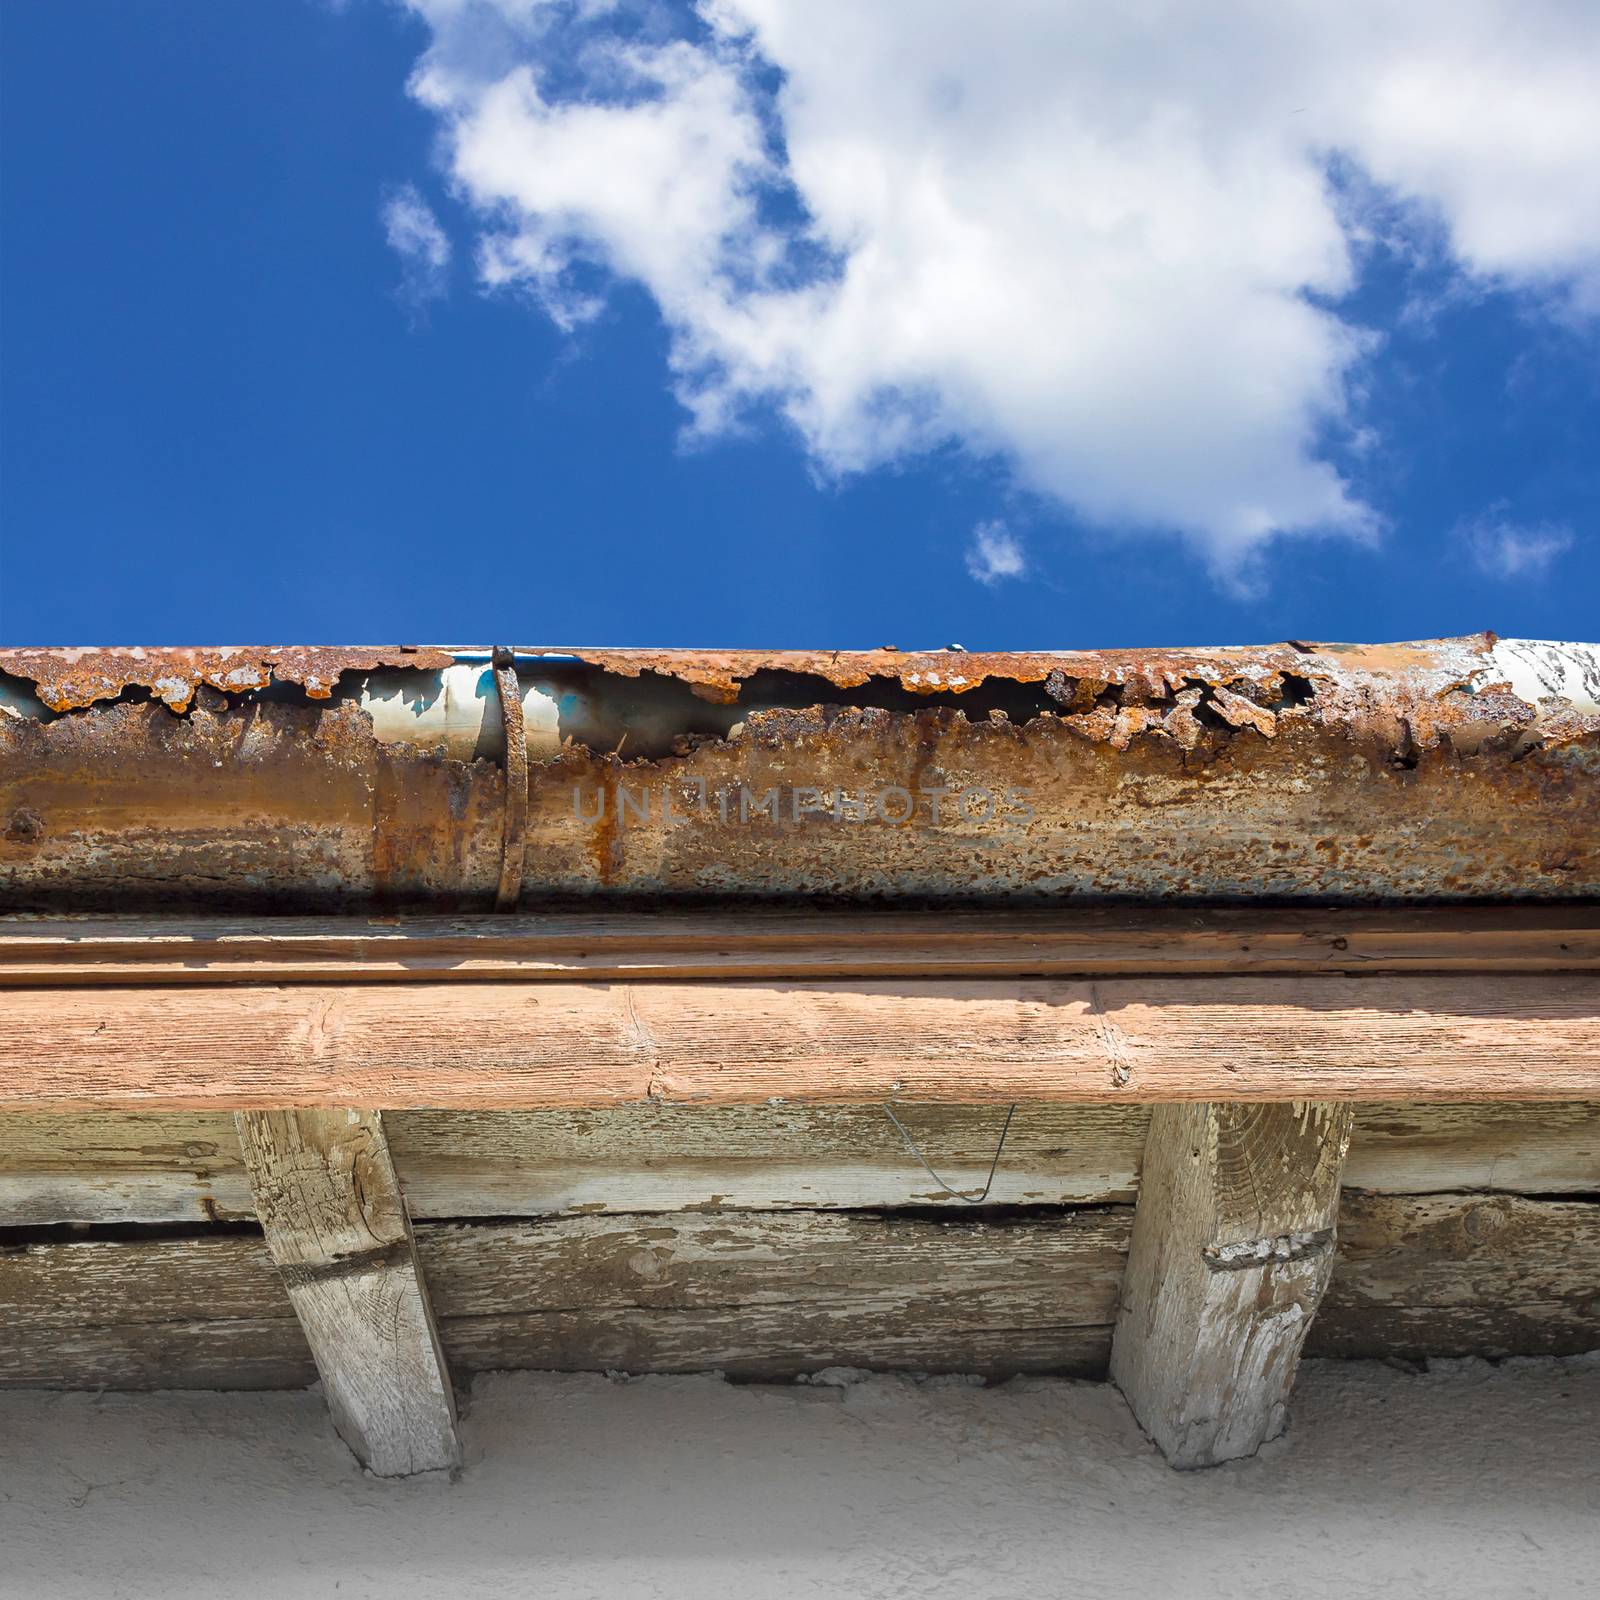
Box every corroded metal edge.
[3,635,1597,909]
[0,645,455,713]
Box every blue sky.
[1,0,1595,649]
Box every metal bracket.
[492,646,529,910]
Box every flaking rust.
[0,645,454,713]
[1,635,1597,908]
[525,634,1523,715]
[532,642,1338,706]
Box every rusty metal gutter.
[1,635,1597,910]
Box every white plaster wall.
[2,1356,1595,1599]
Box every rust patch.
[2,634,1597,909]
[565,756,627,887]
[0,693,503,912]
[0,646,454,713]
[3,809,42,845]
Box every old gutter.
[1,635,1597,910]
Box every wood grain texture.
[4,1102,1596,1226]
[1307,1191,1600,1359]
[4,975,1597,1111]
[0,1230,314,1387]
[1111,1102,1354,1468]
[5,907,1596,986]
[0,1111,253,1224]
[3,1104,1138,1224]
[2,1320,317,1390]
[421,1209,1127,1378]
[0,1230,287,1326]
[1345,1103,1600,1196]
[0,1209,1129,1387]
[4,1192,1593,1389]
[384,1103,1146,1216]
[236,1109,460,1476]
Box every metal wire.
[883,1103,1018,1204]
[491,645,529,911]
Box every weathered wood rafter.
[1,973,1595,1110]
[5,1102,1597,1227]
[1111,1101,1354,1467]
[234,1109,459,1477]
[5,1190,1595,1391]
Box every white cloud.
[1461,509,1576,579]
[397,1,1600,578]
[966,521,1026,587]
[383,184,453,309]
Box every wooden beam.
[8,1192,1596,1390]
[1307,1190,1600,1359]
[2,906,1596,986]
[0,1207,1130,1387]
[1,975,1596,1111]
[1110,1101,1353,1468]
[8,1101,1599,1228]
[234,1109,460,1476]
